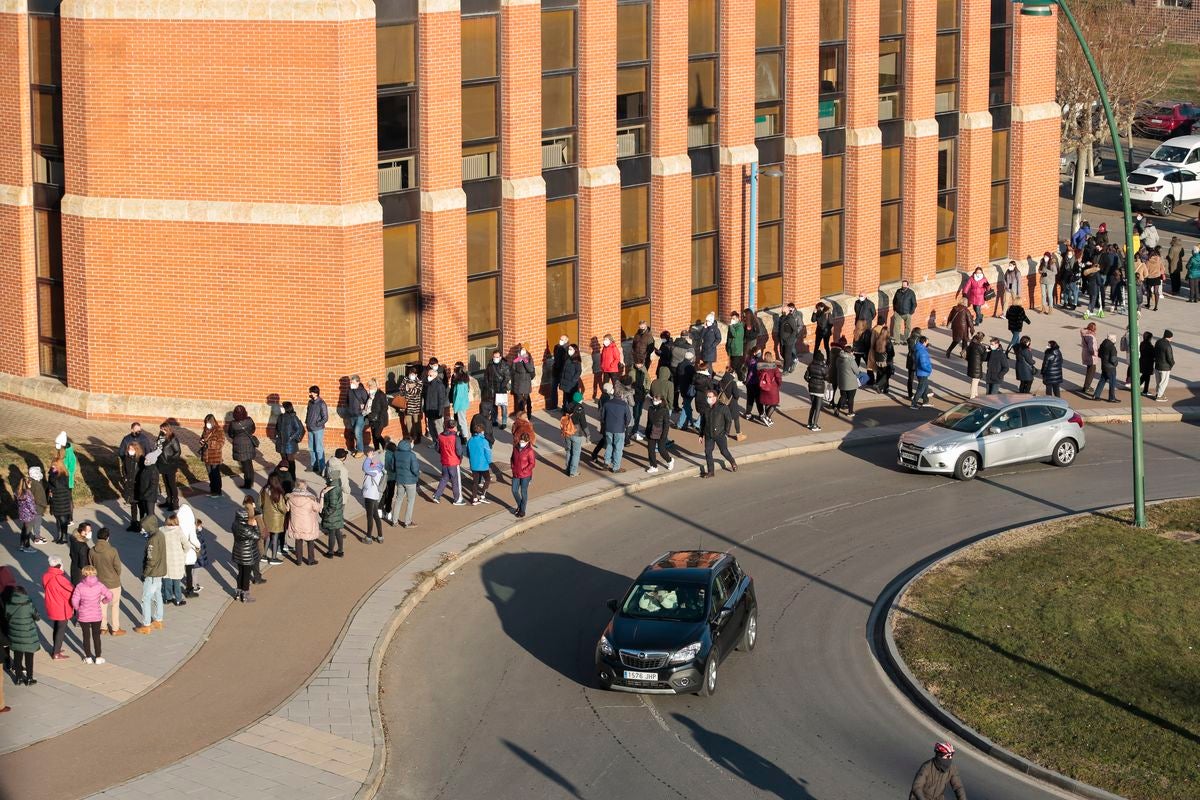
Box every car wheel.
[1052,438,1077,467]
[699,656,719,697]
[737,607,757,652]
[953,451,980,481]
[1160,195,1175,216]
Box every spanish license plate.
[623,670,658,681]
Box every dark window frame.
[754,0,784,141]
[617,0,651,160]
[542,5,579,170]
[620,182,652,308]
[462,10,502,182]
[546,195,580,327]
[30,10,65,380]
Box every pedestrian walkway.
[0,288,1196,799]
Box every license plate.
[623,670,658,681]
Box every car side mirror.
[713,607,732,625]
[606,598,619,612]
[988,426,1002,436]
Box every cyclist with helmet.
[909,741,967,800]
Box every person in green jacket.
[54,430,77,490]
[1186,245,1200,303]
[320,475,345,557]
[5,586,40,685]
[725,310,746,380]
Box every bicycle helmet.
[934,741,955,757]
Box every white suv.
[1128,163,1200,216]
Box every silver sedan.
[898,395,1087,481]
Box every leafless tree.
[1057,0,1175,233]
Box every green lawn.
[0,438,208,519]
[1164,44,1200,105]
[894,499,1200,800]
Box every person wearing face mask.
[599,333,622,389]
[400,369,423,442]
[984,337,1009,394]
[363,378,389,451]
[557,392,587,477]
[698,389,737,478]
[745,348,762,419]
[691,360,715,430]
[510,433,536,518]
[558,343,583,407]
[909,741,966,800]
[777,303,800,374]
[305,385,329,473]
[674,351,698,431]
[199,413,225,497]
[1038,251,1057,314]
[655,331,675,374]
[421,363,449,447]
[962,267,990,326]
[121,441,145,532]
[699,312,721,365]
[724,311,744,376]
[599,381,632,473]
[449,363,472,444]
[346,375,369,458]
[228,404,259,490]
[484,351,511,429]
[549,335,570,411]
[511,345,536,417]
[643,392,674,474]
[852,292,876,354]
[756,351,782,425]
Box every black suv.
[595,550,757,696]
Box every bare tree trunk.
[1072,146,1088,234]
[1128,127,1136,172]
[1084,141,1094,178]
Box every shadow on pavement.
[481,551,630,686]
[500,739,584,798]
[671,713,815,800]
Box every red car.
[1135,102,1200,138]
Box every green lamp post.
[1014,0,1146,527]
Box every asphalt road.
[379,423,1200,800]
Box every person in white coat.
[178,505,208,598]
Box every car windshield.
[1128,173,1159,186]
[621,580,707,622]
[1148,145,1188,163]
[931,402,995,433]
[1153,106,1177,117]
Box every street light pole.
[1016,0,1146,527]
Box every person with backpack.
[467,423,493,505]
[675,351,697,431]
[756,352,782,426]
[320,473,346,557]
[389,437,421,528]
[717,365,741,438]
[560,393,589,478]
[803,352,828,431]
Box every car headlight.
[599,635,614,657]
[670,642,702,664]
[923,444,951,455]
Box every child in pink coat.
[71,565,113,664]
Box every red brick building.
[0,0,1059,421]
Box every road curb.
[874,499,1194,800]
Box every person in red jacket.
[432,420,466,505]
[510,433,536,518]
[755,352,783,426]
[599,334,622,388]
[41,555,74,660]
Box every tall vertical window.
[621,185,651,338]
[755,0,783,139]
[936,137,957,271]
[617,0,650,158]
[989,0,1013,109]
[384,223,421,371]
[988,0,1013,260]
[467,208,501,371]
[756,167,784,307]
[546,197,579,347]
[818,0,846,130]
[878,0,903,122]
[989,130,1010,260]
[462,9,500,181]
[935,0,959,114]
[820,154,845,295]
[691,174,719,320]
[687,0,718,148]
[378,22,419,193]
[880,145,903,283]
[542,4,577,170]
[30,12,65,379]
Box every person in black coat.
[965,333,986,399]
[156,423,182,511]
[511,347,536,416]
[1004,301,1032,355]
[803,353,828,431]
[421,366,449,446]
[1040,340,1064,396]
[1137,331,1155,395]
[697,389,737,478]
[558,345,583,407]
[1014,336,1036,393]
[48,460,73,544]
[984,339,1009,394]
[1152,329,1174,401]
[1094,333,1120,402]
[135,451,160,534]
[228,405,258,490]
[483,353,512,427]
[644,396,673,472]
[810,302,833,360]
[231,504,260,603]
[549,336,569,411]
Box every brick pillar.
[577,0,620,368]
[60,3,383,407]
[956,0,993,273]
[782,0,820,309]
[649,0,690,334]
[901,0,936,286]
[419,1,468,367]
[1009,9,1059,264]
[843,0,881,298]
[0,5,37,378]
[499,0,546,363]
[716,0,756,317]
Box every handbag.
[251,435,260,448]
[983,288,997,302]
[494,391,509,407]
[822,386,834,403]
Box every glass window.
[692,237,716,289]
[989,230,1009,261]
[880,0,903,37]
[689,0,716,55]
[937,139,956,191]
[462,16,498,80]
[821,155,843,212]
[692,175,718,234]
[547,319,579,351]
[991,129,1009,181]
[756,0,782,47]
[937,241,957,272]
[621,302,650,342]
[462,84,497,141]
[879,39,902,88]
[820,263,844,296]
[467,210,499,275]
[378,94,413,152]
[377,24,416,87]
[756,53,782,103]
[621,186,649,247]
[819,46,843,93]
[691,289,719,323]
[617,67,648,121]
[937,192,956,240]
[758,275,783,309]
[937,0,958,30]
[759,171,782,221]
[547,262,577,319]
[617,3,648,63]
[383,223,418,290]
[881,146,901,202]
[880,252,902,284]
[33,91,57,148]
[819,0,846,41]
[821,213,843,265]
[936,33,958,82]
[989,26,1011,76]
[990,183,1009,230]
[688,59,717,118]
[37,283,65,340]
[467,277,499,336]
[546,197,577,262]
[622,249,649,301]
[542,74,575,131]
[880,204,901,252]
[34,210,61,281]
[542,10,576,71]
[30,16,58,86]
[384,292,420,355]
[757,223,781,277]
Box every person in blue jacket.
[466,423,493,505]
[910,336,933,410]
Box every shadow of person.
[480,551,631,686]
[500,739,583,799]
[671,713,815,800]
